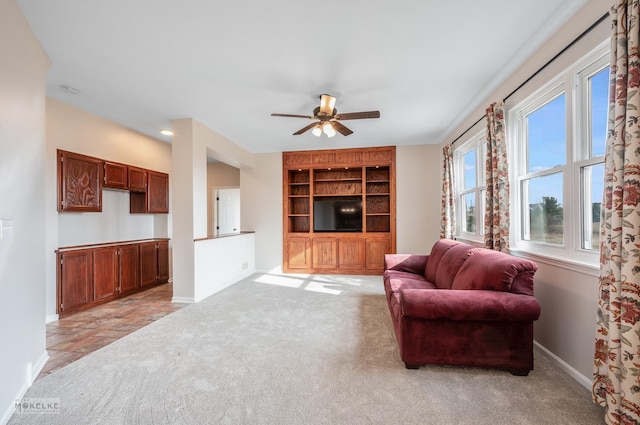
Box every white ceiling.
[17,0,587,153]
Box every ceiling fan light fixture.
[311,124,322,137]
[322,122,336,138]
[319,94,336,116]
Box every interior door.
[215,188,240,236]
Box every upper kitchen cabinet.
[103,161,128,189]
[130,170,169,214]
[58,150,103,212]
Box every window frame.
[508,42,609,267]
[454,131,487,243]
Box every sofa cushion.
[433,243,481,289]
[424,239,460,282]
[451,249,537,293]
[384,271,436,300]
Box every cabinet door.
[312,238,338,269]
[147,171,169,213]
[365,237,391,271]
[156,240,169,283]
[118,244,139,295]
[338,238,365,270]
[287,238,312,270]
[128,166,147,191]
[103,161,128,189]
[58,250,93,314]
[93,247,118,302]
[139,242,158,287]
[58,150,103,212]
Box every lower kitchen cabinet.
[57,239,169,316]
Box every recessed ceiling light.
[160,130,173,136]
[59,85,80,95]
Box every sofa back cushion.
[425,239,460,284]
[451,249,537,294]
[431,242,480,289]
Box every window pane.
[590,67,609,157]
[527,94,566,172]
[524,173,564,244]
[583,163,604,250]
[464,193,476,233]
[463,149,476,190]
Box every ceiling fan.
[271,94,380,137]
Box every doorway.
[213,188,240,236]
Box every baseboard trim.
[45,314,59,324]
[534,341,592,390]
[171,296,194,304]
[0,350,49,425]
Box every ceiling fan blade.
[335,111,380,120]
[271,113,315,119]
[319,94,336,116]
[331,121,353,136]
[293,122,319,135]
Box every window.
[455,132,486,242]
[509,44,608,264]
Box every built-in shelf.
[283,147,396,273]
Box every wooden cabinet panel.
[287,239,312,269]
[157,240,169,283]
[118,244,139,295]
[313,238,338,269]
[93,247,118,302]
[365,237,392,271]
[128,166,147,191]
[139,242,158,287]
[147,171,169,213]
[58,150,103,212]
[130,170,169,214]
[103,162,128,189]
[58,250,93,313]
[338,238,365,269]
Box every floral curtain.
[593,1,640,424]
[484,101,510,252]
[440,144,456,239]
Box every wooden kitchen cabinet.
[103,161,128,189]
[56,239,169,316]
[130,170,169,214]
[127,166,147,191]
[93,247,119,302]
[57,249,93,314]
[118,244,140,295]
[57,150,103,212]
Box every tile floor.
[41,283,185,379]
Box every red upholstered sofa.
[383,239,540,375]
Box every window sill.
[455,237,599,277]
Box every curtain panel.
[484,101,510,252]
[440,144,456,239]
[592,1,640,424]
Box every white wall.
[45,98,172,320]
[440,0,609,383]
[240,153,283,272]
[171,118,255,301]
[0,0,50,423]
[396,144,441,254]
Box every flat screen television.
[314,196,362,232]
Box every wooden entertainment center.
[283,146,396,274]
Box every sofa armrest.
[399,289,541,322]
[384,254,429,275]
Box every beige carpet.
[10,273,604,424]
